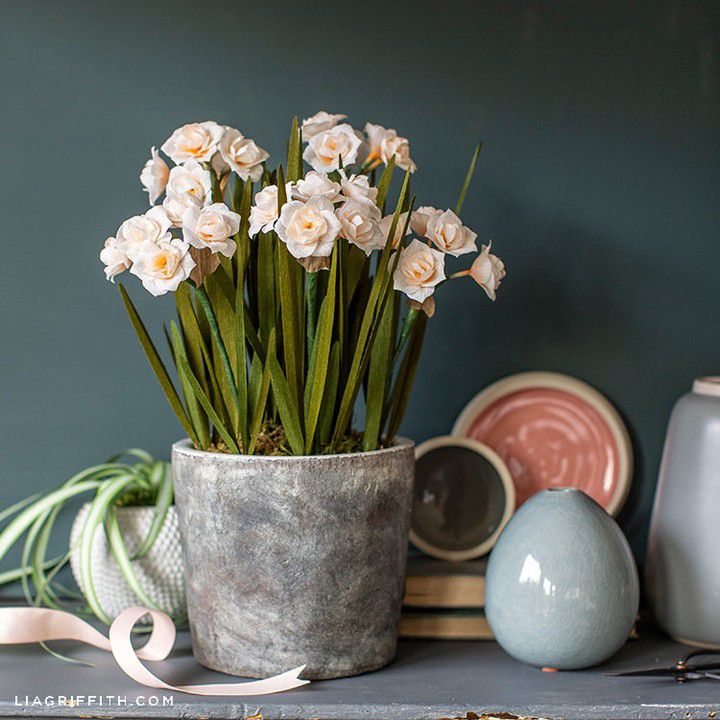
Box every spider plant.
[0,450,179,627]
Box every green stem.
[392,308,419,371]
[306,272,319,356]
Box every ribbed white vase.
[70,504,186,622]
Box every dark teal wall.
[1,1,718,562]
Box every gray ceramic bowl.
[410,436,515,560]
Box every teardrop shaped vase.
[485,488,639,669]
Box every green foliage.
[118,121,484,455]
[0,452,179,628]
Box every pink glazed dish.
[452,372,632,516]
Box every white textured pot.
[70,503,186,621]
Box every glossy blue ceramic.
[485,488,639,669]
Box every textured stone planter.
[171,438,415,680]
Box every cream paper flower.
[100,236,131,282]
[292,171,341,202]
[365,122,416,172]
[468,243,505,301]
[213,128,269,181]
[140,147,169,205]
[392,238,446,302]
[116,205,173,262]
[275,196,341,259]
[379,211,411,248]
[163,192,199,227]
[410,206,442,237]
[161,121,225,164]
[130,238,195,296]
[338,170,378,207]
[303,124,362,173]
[301,111,347,141]
[426,209,477,257]
[182,202,240,258]
[165,160,212,205]
[249,182,294,237]
[336,200,384,256]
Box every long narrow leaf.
[79,475,138,624]
[455,143,482,216]
[170,321,210,449]
[375,156,396,210]
[104,509,162,610]
[177,356,240,453]
[268,350,305,455]
[385,312,428,442]
[363,291,397,451]
[119,284,197,444]
[275,166,303,414]
[235,278,249,452]
[194,285,241,441]
[331,170,412,446]
[304,244,338,453]
[248,330,275,454]
[286,116,303,182]
[131,462,173,560]
[317,341,341,447]
[0,481,101,563]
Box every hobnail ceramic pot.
[171,438,415,680]
[485,488,639,669]
[646,377,720,647]
[70,504,186,621]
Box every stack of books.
[398,555,493,640]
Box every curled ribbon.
[0,606,309,696]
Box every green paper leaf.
[194,285,241,442]
[363,291,397,451]
[318,341,341,447]
[304,244,338,453]
[177,356,240,454]
[235,280,249,452]
[118,284,197,445]
[331,170,412,446]
[455,143,482,217]
[169,321,210,449]
[286,116,303,182]
[375,156,396,211]
[385,312,427,443]
[268,348,305,456]
[248,330,275,454]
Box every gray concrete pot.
[171,438,415,680]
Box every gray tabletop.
[0,628,717,720]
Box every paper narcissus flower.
[100,115,505,455]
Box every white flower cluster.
[102,112,504,303]
[249,170,383,261]
[101,121,260,295]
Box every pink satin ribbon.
[0,606,309,696]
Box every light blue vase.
[485,488,639,669]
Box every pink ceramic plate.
[452,372,632,515]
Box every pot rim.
[172,436,415,462]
